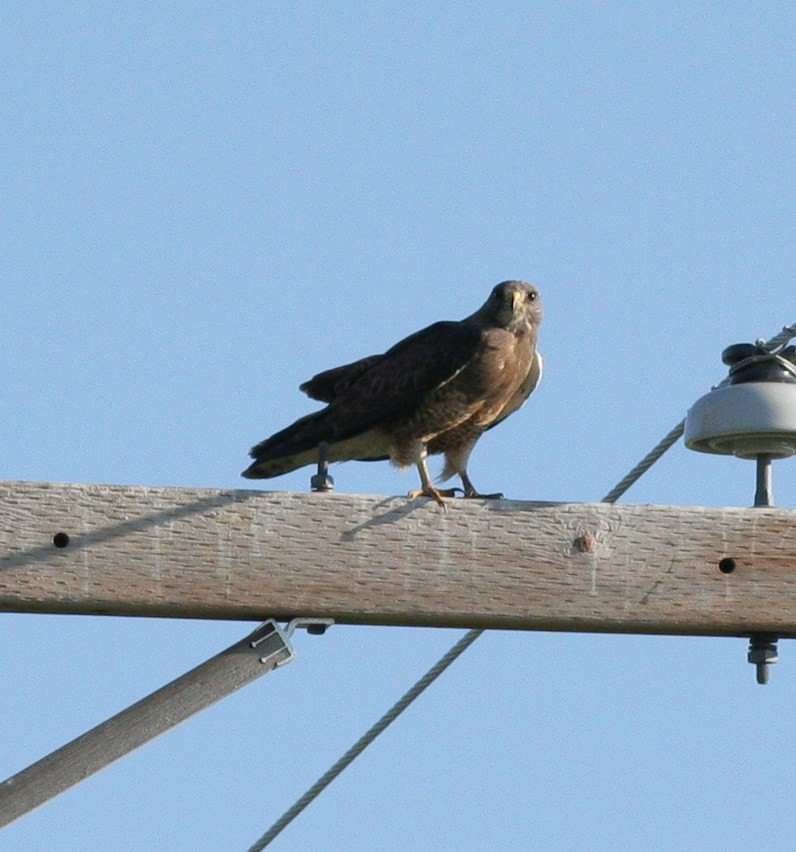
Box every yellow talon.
[407,486,456,506]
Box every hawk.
[242,280,542,504]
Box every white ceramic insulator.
[684,382,796,458]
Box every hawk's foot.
[459,473,503,500]
[407,485,457,506]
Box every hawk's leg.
[408,458,456,506]
[460,471,503,500]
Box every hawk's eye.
[527,291,537,301]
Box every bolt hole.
[53,532,70,549]
[718,557,736,574]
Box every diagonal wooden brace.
[0,620,301,828]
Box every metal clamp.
[249,618,335,666]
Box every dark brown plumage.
[242,280,542,503]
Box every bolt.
[748,635,779,685]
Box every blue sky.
[2,3,795,850]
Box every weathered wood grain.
[0,480,794,636]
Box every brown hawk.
[242,280,542,503]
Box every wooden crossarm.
[1,480,795,636]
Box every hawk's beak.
[510,289,522,314]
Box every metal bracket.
[284,616,335,637]
[250,618,335,666]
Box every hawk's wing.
[245,321,483,474]
[300,356,382,403]
[320,320,483,441]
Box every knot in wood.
[572,531,597,554]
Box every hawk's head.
[482,280,542,334]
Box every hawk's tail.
[241,410,334,479]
